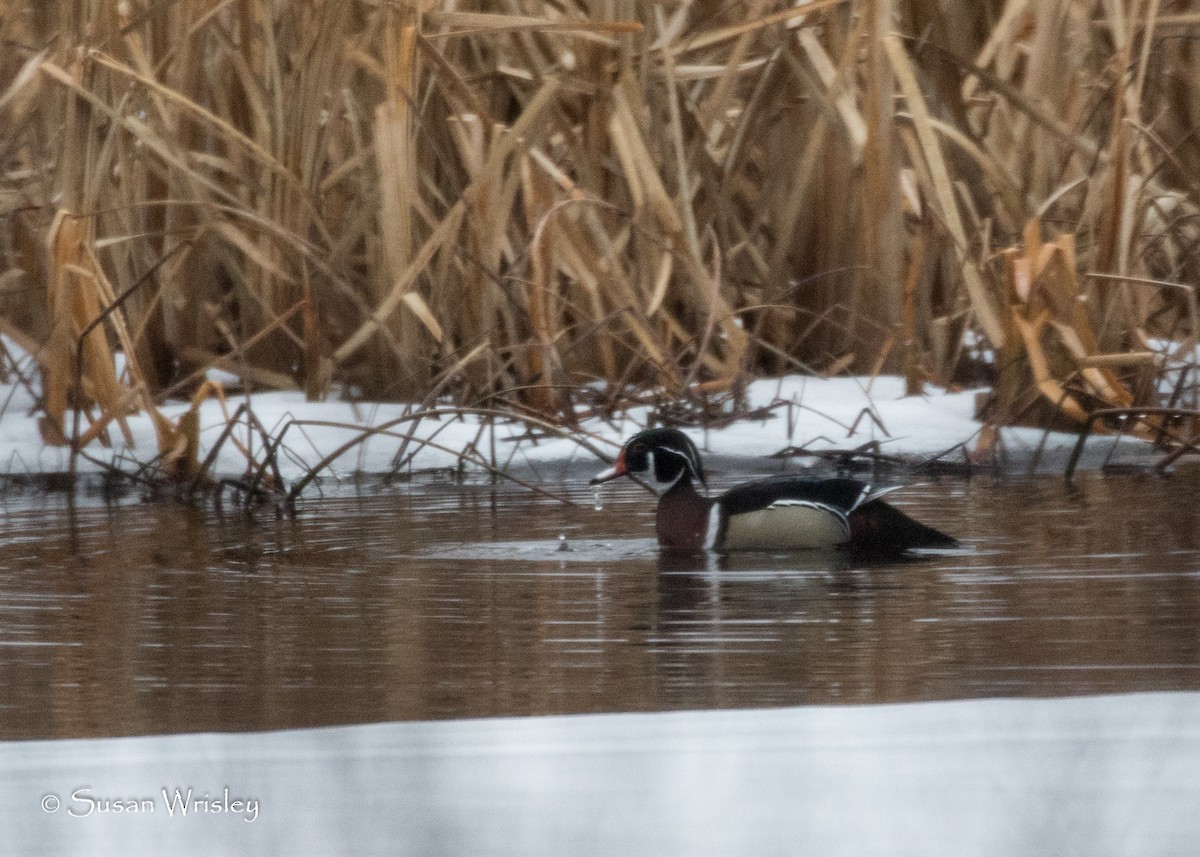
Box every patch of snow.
[0,338,1154,482]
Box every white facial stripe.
[656,445,700,480]
[634,450,673,494]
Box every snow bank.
[0,340,1153,482]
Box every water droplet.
[593,486,604,511]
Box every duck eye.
[628,442,645,454]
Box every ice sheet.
[4,692,1197,856]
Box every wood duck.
[591,428,957,556]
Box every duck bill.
[589,450,627,485]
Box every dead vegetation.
[0,1,1199,482]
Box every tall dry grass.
[0,0,1199,455]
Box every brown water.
[1,472,1199,740]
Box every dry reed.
[0,0,1198,467]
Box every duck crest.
[633,428,705,487]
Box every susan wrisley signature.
[44,787,260,822]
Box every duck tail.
[849,499,958,556]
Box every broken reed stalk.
[66,240,190,479]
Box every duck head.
[590,428,706,488]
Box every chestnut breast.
[655,480,712,551]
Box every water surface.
[2,472,1199,740]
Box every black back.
[718,476,868,516]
